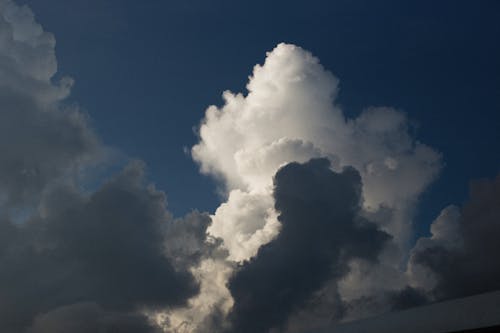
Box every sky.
[0,1,499,332]
[19,0,500,220]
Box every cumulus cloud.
[188,42,442,330]
[226,159,390,333]
[157,213,234,333]
[0,2,211,332]
[164,211,217,271]
[0,162,202,332]
[3,1,498,332]
[0,0,101,210]
[186,38,499,331]
[409,174,500,301]
[156,255,234,333]
[192,43,441,265]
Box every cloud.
[4,1,496,331]
[388,286,428,311]
[188,42,442,330]
[157,213,234,333]
[28,303,161,333]
[192,44,441,264]
[309,291,500,333]
[0,162,201,332]
[156,255,234,333]
[225,159,390,333]
[0,2,209,332]
[0,0,101,209]
[164,211,218,271]
[408,173,500,301]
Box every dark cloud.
[320,283,429,327]
[0,162,202,333]
[308,291,500,333]
[226,158,391,333]
[28,302,161,333]
[0,87,100,208]
[164,210,226,271]
[280,279,347,333]
[0,4,217,331]
[0,0,102,211]
[388,286,428,311]
[413,174,500,301]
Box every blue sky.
[21,0,500,223]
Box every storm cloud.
[226,159,390,333]
[0,0,100,209]
[0,2,208,332]
[0,162,203,332]
[28,303,162,333]
[409,174,500,301]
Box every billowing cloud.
[164,211,217,271]
[157,213,234,333]
[0,162,202,332]
[192,43,441,264]
[2,1,498,332]
[226,159,390,333]
[409,174,500,301]
[0,2,208,332]
[188,42,442,330]
[0,0,101,209]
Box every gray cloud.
[0,162,203,332]
[410,174,500,301]
[0,3,215,332]
[28,302,161,333]
[226,158,391,333]
[387,286,428,311]
[0,89,99,206]
[2,1,498,332]
[0,1,101,209]
[164,211,226,272]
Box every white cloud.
[155,257,234,333]
[186,43,442,330]
[192,43,441,263]
[209,190,280,261]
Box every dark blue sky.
[22,0,500,234]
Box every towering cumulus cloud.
[192,43,441,262]
[190,42,442,329]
